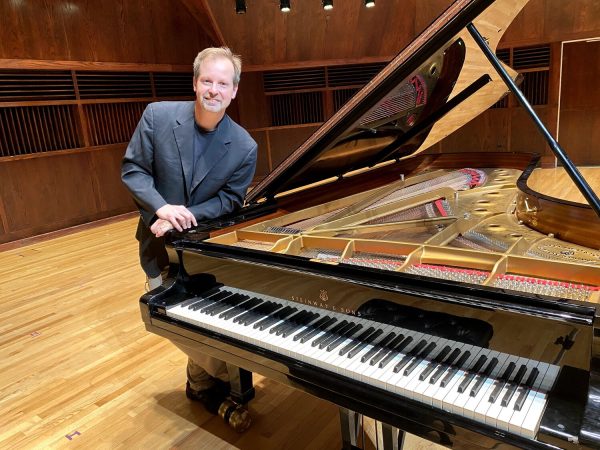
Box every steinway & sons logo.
[291,289,356,315]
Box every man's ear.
[232,84,238,99]
[192,78,197,93]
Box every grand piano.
[139,0,600,448]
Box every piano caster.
[217,398,252,433]
[226,364,255,404]
[339,407,405,450]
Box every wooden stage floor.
[0,216,443,450]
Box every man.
[121,47,257,413]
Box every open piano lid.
[246,0,528,204]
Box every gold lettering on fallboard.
[290,292,356,315]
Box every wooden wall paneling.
[439,109,510,153]
[237,72,270,129]
[248,130,270,178]
[0,153,100,235]
[0,147,137,244]
[88,145,137,214]
[510,106,549,154]
[0,0,213,65]
[558,41,600,166]
[542,0,600,43]
[268,125,320,169]
[414,1,453,35]
[500,0,546,46]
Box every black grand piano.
[139,0,600,448]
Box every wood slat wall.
[0,0,216,245]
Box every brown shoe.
[185,380,231,414]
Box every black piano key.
[367,332,398,365]
[514,367,540,411]
[419,345,451,381]
[470,357,499,397]
[255,306,297,330]
[311,320,348,347]
[430,348,462,384]
[440,351,471,388]
[202,292,241,315]
[501,364,528,406]
[343,328,382,360]
[403,341,436,376]
[198,291,235,314]
[318,321,356,349]
[264,306,298,330]
[378,336,413,369]
[300,317,338,343]
[294,316,331,341]
[209,293,250,316]
[393,339,428,374]
[370,333,403,366]
[233,300,271,324]
[220,297,261,320]
[338,327,378,357]
[360,330,396,365]
[182,287,221,308]
[271,310,308,335]
[457,354,487,393]
[282,312,320,338]
[191,290,230,311]
[242,302,283,326]
[327,324,364,351]
[352,329,387,361]
[489,361,516,403]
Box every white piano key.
[166,286,562,440]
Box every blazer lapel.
[190,116,232,193]
[173,103,196,196]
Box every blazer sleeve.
[187,142,257,220]
[121,104,168,226]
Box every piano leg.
[339,407,362,449]
[377,421,403,450]
[226,364,255,404]
[339,409,407,450]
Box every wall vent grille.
[154,72,194,97]
[270,92,323,126]
[328,63,387,87]
[76,72,152,99]
[264,68,326,92]
[0,70,75,101]
[0,105,80,156]
[513,45,551,70]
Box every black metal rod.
[467,23,600,219]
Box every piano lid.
[246,0,529,204]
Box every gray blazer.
[122,101,257,277]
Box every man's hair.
[193,47,242,86]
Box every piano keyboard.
[166,286,559,439]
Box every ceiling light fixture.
[235,0,246,14]
[365,0,375,7]
[280,0,291,12]
[322,0,333,10]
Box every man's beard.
[201,97,224,113]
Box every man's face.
[193,57,238,114]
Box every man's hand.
[155,204,197,232]
[150,218,175,238]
